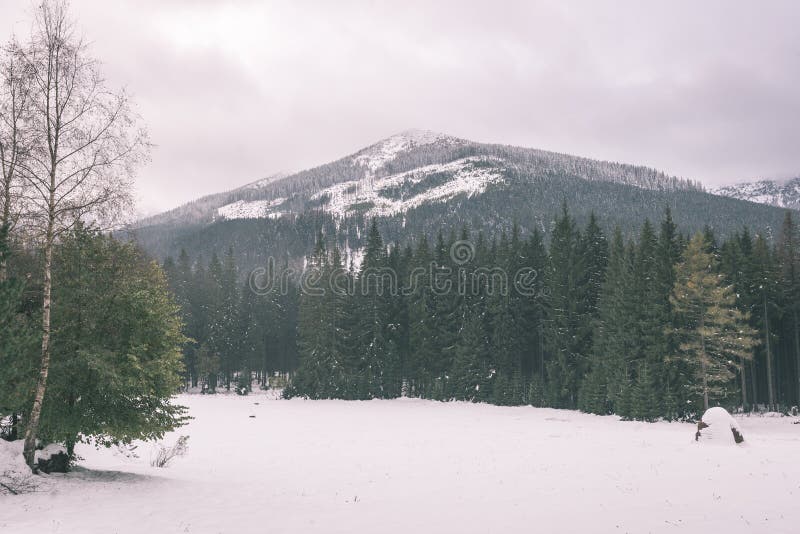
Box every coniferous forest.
[161,204,800,419]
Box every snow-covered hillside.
[216,197,286,220]
[4,394,800,533]
[311,156,504,218]
[711,177,800,211]
[136,129,702,226]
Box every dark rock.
[36,451,70,473]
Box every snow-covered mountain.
[129,129,788,271]
[137,129,701,227]
[710,177,800,211]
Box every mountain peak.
[391,128,452,143]
[353,129,457,172]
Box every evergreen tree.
[219,248,240,389]
[544,203,586,408]
[450,309,491,402]
[40,227,188,455]
[519,229,548,382]
[290,232,344,398]
[583,228,634,415]
[669,233,758,411]
[632,220,666,416]
[776,212,800,406]
[407,235,437,396]
[355,221,400,398]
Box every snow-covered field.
[3,394,800,533]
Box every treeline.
[162,204,800,418]
[286,206,800,420]
[161,250,299,392]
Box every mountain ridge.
[711,177,800,211]
[126,130,790,274]
[135,129,703,228]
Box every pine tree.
[387,243,411,392]
[174,250,196,385]
[584,228,635,415]
[430,230,460,399]
[450,309,491,402]
[519,229,548,381]
[669,233,758,411]
[578,213,609,345]
[328,245,357,398]
[291,232,342,398]
[219,248,240,389]
[776,212,800,406]
[632,220,665,417]
[750,234,779,410]
[719,229,760,410]
[544,203,586,408]
[489,230,521,401]
[656,208,685,418]
[355,220,400,398]
[407,235,437,396]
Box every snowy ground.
[2,393,800,533]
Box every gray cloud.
[2,0,799,214]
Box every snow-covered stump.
[695,407,744,445]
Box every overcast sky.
[2,0,799,215]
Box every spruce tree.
[291,232,343,398]
[408,235,438,396]
[776,212,800,406]
[632,220,665,416]
[750,234,779,410]
[544,203,585,408]
[40,227,188,455]
[451,309,491,402]
[584,228,634,415]
[355,221,399,398]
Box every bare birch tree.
[0,38,33,281]
[17,0,149,468]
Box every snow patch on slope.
[352,129,453,172]
[314,156,504,218]
[216,198,286,220]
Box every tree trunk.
[700,314,709,411]
[794,310,800,407]
[23,223,53,468]
[65,436,76,458]
[750,360,758,413]
[764,292,775,411]
[701,356,709,411]
[0,185,10,282]
[740,357,748,411]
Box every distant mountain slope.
[127,130,790,272]
[136,171,291,227]
[135,129,701,227]
[711,177,800,211]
